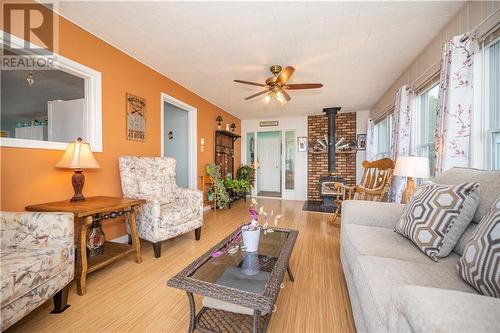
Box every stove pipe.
[323,107,341,174]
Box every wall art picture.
[356,134,367,151]
[297,136,307,152]
[126,93,146,141]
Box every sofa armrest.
[388,285,500,333]
[1,212,74,249]
[341,200,404,229]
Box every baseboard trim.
[111,234,129,244]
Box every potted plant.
[236,165,256,187]
[206,163,230,209]
[242,198,282,252]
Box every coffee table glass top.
[189,229,290,294]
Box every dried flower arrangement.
[211,198,283,257]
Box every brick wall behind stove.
[307,112,357,200]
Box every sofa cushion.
[453,223,478,256]
[351,256,476,333]
[0,246,71,306]
[342,224,460,269]
[433,167,500,223]
[395,182,479,261]
[457,197,500,298]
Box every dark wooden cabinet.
[215,130,240,178]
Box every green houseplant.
[206,163,230,209]
[236,165,256,187]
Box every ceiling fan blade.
[281,89,291,102]
[286,83,323,90]
[245,90,269,100]
[275,66,295,86]
[234,80,267,87]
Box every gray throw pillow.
[457,198,500,298]
[395,182,479,261]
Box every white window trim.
[0,31,102,152]
[160,93,197,189]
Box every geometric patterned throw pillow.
[395,182,479,261]
[457,198,500,298]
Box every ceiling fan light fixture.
[276,91,286,105]
[263,93,271,104]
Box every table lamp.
[394,156,430,204]
[56,137,100,201]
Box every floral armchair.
[118,156,203,258]
[1,212,74,331]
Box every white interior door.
[257,132,281,192]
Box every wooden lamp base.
[401,177,415,204]
[71,170,86,202]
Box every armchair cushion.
[1,246,72,307]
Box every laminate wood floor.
[7,199,355,333]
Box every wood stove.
[319,107,346,208]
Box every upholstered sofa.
[119,156,203,258]
[1,212,74,331]
[341,167,500,333]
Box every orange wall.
[0,7,240,239]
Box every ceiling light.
[263,93,271,104]
[276,91,286,105]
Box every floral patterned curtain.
[366,118,376,161]
[434,33,476,175]
[389,85,413,203]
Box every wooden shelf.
[216,130,241,139]
[86,241,135,273]
[309,150,357,155]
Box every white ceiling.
[56,1,464,119]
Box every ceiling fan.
[234,65,323,105]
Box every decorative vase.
[241,252,259,275]
[241,225,260,252]
[87,219,105,257]
[207,192,214,201]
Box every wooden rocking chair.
[330,158,395,224]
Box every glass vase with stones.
[87,216,105,257]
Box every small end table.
[26,196,145,295]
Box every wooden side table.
[26,196,145,295]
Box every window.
[0,33,102,151]
[375,115,392,158]
[414,84,439,176]
[284,131,295,190]
[485,38,500,169]
[246,132,255,165]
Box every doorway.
[257,131,282,197]
[161,93,197,189]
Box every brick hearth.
[307,112,357,201]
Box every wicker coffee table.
[167,227,298,333]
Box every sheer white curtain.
[389,85,413,203]
[434,33,477,175]
[366,118,377,161]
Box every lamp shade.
[394,156,430,179]
[56,138,100,170]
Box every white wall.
[242,116,308,201]
[355,110,370,183]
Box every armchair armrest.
[1,212,74,249]
[175,188,203,206]
[341,200,404,229]
[388,286,500,333]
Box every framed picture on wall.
[297,136,307,152]
[126,93,146,141]
[356,134,367,151]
